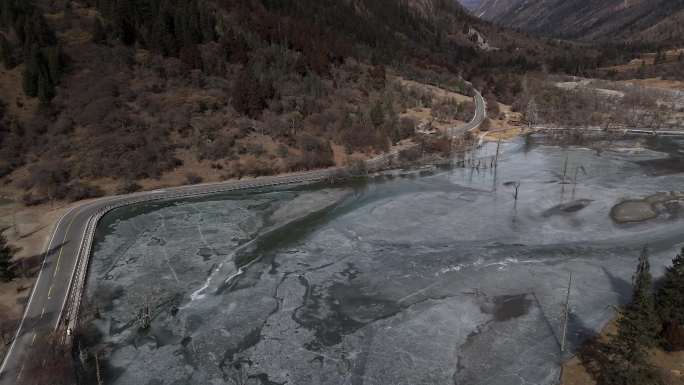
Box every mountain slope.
[0,0,600,204]
[473,0,684,45]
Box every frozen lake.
[85,136,684,385]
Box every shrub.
[479,118,492,132]
[185,173,203,185]
[243,158,275,177]
[21,193,46,206]
[395,117,416,142]
[116,180,142,195]
[424,135,452,157]
[64,181,104,202]
[456,101,476,121]
[347,157,367,176]
[399,146,421,162]
[662,321,684,352]
[485,93,501,118]
[431,98,459,122]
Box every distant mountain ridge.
[467,0,684,44]
[457,0,482,10]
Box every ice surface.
[85,137,684,385]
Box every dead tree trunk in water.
[513,182,521,201]
[137,297,151,330]
[561,155,569,184]
[95,352,104,385]
[560,273,573,353]
[495,138,501,168]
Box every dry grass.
[394,76,471,103]
[400,106,467,134]
[475,102,525,142]
[601,48,684,73]
[482,127,527,141]
[490,103,522,129]
[561,356,596,385]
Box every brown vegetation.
[0,0,616,205]
[513,76,683,130]
[563,248,684,385]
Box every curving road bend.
[0,91,486,384]
[464,91,487,133]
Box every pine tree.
[22,46,41,98]
[656,247,684,325]
[114,0,137,45]
[612,247,661,365]
[370,100,385,128]
[0,35,15,69]
[198,6,216,42]
[637,61,647,79]
[179,41,202,70]
[231,67,271,118]
[37,64,55,103]
[45,46,61,84]
[91,17,107,44]
[654,49,663,65]
[0,233,15,282]
[600,247,664,385]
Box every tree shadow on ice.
[564,311,601,358]
[600,266,631,304]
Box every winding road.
[0,91,486,384]
[463,91,487,133]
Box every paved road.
[463,91,487,133]
[368,90,487,169]
[0,90,486,384]
[536,126,684,136]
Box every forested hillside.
[0,0,603,204]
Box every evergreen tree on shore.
[604,247,662,384]
[656,247,684,325]
[614,247,660,362]
[656,247,684,351]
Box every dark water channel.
[85,136,684,385]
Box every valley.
[0,0,683,384]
